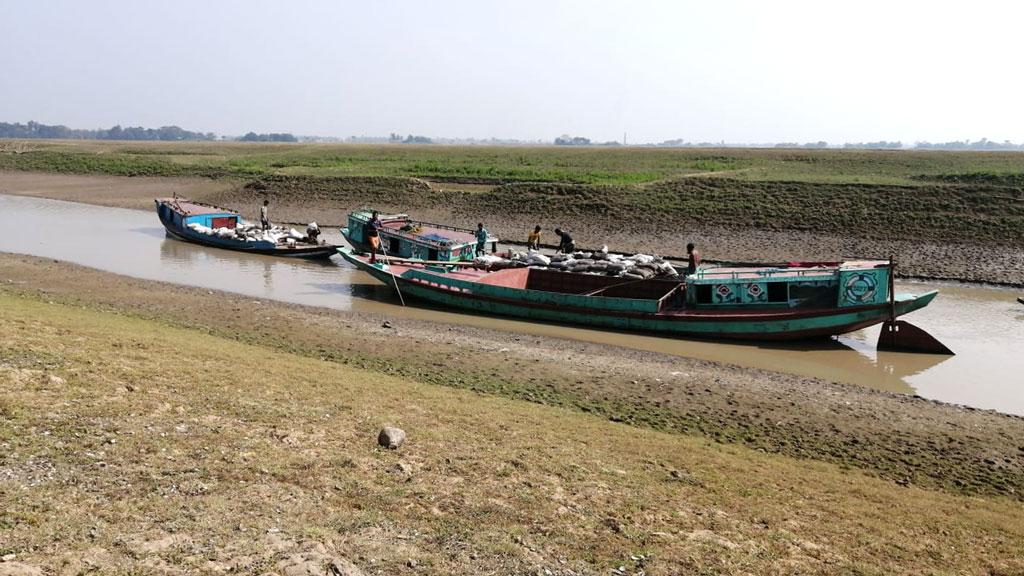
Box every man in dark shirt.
[475,223,489,256]
[366,211,383,263]
[260,200,271,231]
[686,242,701,275]
[554,228,575,254]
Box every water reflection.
[0,193,1019,414]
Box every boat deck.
[692,260,887,281]
[158,198,236,216]
[382,221,477,245]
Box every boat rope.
[377,243,405,307]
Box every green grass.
[3,140,1023,245]
[6,139,1024,185]
[3,291,1024,575]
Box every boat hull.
[163,226,337,259]
[338,248,936,341]
[156,200,338,259]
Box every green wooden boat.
[341,209,497,262]
[338,247,944,345]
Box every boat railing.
[380,222,499,248]
[404,219,500,244]
[380,226,460,248]
[689,266,841,282]
[409,219,478,234]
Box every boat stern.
[894,289,939,316]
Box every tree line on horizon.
[3,121,1024,151]
[0,121,298,143]
[0,121,216,141]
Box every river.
[1,194,1021,415]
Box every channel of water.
[1,194,1021,414]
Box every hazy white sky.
[1,0,1021,143]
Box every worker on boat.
[367,210,383,263]
[260,200,271,231]
[527,225,542,250]
[305,222,321,244]
[475,223,489,256]
[686,242,701,275]
[554,228,575,254]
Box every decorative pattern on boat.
[713,284,738,304]
[838,268,888,307]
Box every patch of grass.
[2,140,1023,245]
[1,293,1023,574]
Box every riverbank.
[1,169,1022,286]
[2,253,1022,502]
[2,258,1024,575]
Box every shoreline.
[2,252,1022,501]
[4,277,1023,574]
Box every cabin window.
[789,282,836,307]
[428,248,439,261]
[695,284,713,304]
[389,237,401,253]
[767,282,788,303]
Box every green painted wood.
[336,248,936,339]
[402,268,664,313]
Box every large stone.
[377,427,406,449]
[0,562,44,576]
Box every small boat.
[341,209,497,262]
[155,198,339,259]
[337,246,950,351]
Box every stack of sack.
[187,220,317,245]
[477,245,680,279]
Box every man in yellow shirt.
[527,225,542,250]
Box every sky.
[1,0,1022,144]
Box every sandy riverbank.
[2,253,1022,502]
[4,273,1024,574]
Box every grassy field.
[6,139,1024,185]
[3,290,1024,575]
[2,140,1023,249]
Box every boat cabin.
[157,199,239,230]
[346,209,496,262]
[685,261,891,309]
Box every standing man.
[366,210,383,263]
[527,225,542,250]
[260,199,271,231]
[686,242,702,275]
[554,228,575,254]
[475,223,489,256]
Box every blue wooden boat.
[155,198,339,259]
[341,209,497,262]
[337,246,950,352]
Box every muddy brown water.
[2,194,1022,415]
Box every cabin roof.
[158,198,238,217]
[382,221,477,246]
[688,260,888,283]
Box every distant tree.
[554,135,591,146]
[236,132,297,142]
[402,134,432,144]
[0,120,215,140]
